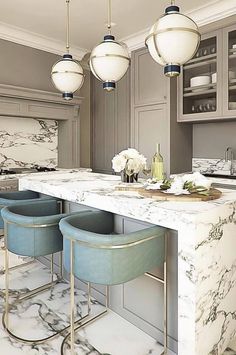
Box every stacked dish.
[190,75,211,92]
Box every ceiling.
[0,0,221,53]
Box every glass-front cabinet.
[178,26,236,122]
[223,25,236,117]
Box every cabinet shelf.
[184,83,216,92]
[183,90,216,98]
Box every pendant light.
[51,0,84,100]
[89,0,130,91]
[145,0,200,77]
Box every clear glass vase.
[121,170,138,183]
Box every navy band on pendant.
[164,64,181,76]
[165,5,180,13]
[63,92,73,100]
[63,54,73,60]
[103,81,116,90]
[104,35,115,41]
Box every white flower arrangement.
[112,148,147,175]
[146,172,212,195]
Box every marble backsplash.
[0,117,58,168]
[192,158,236,175]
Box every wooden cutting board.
[115,185,222,202]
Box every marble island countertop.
[18,170,236,227]
[18,170,236,355]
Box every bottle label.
[152,162,164,180]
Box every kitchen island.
[19,170,236,355]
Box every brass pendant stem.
[66,0,70,53]
[107,0,112,34]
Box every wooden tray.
[115,185,222,202]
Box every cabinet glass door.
[228,30,236,111]
[182,35,217,116]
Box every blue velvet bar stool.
[1,198,80,344]
[0,190,52,255]
[59,210,168,355]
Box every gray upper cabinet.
[222,24,236,118]
[178,25,236,122]
[131,48,192,176]
[133,47,167,106]
[92,71,130,174]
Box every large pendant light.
[89,0,130,91]
[145,0,200,77]
[51,0,84,100]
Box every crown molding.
[121,0,236,52]
[0,21,88,60]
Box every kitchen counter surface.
[0,167,91,181]
[19,170,236,355]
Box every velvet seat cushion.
[2,199,68,257]
[60,210,165,286]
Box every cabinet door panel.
[133,104,168,170]
[133,48,167,105]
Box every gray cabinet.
[92,71,130,174]
[131,47,192,176]
[178,25,236,122]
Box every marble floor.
[0,250,235,355]
[0,255,174,355]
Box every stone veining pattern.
[19,171,236,355]
[192,158,236,175]
[0,117,58,168]
[0,259,169,355]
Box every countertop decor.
[112,148,146,183]
[19,170,236,355]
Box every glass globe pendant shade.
[90,35,130,91]
[51,54,84,100]
[146,4,200,77]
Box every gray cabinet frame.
[178,30,223,122]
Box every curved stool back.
[1,199,89,345]
[61,210,165,285]
[59,210,167,355]
[0,190,49,230]
[2,199,65,257]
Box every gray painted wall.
[193,121,236,158]
[0,38,91,167]
[0,38,59,92]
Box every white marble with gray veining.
[18,170,236,355]
[192,158,236,176]
[0,260,170,355]
[0,117,58,168]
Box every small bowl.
[190,75,211,87]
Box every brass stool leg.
[145,233,168,355]
[60,242,108,355]
[70,240,75,355]
[4,247,9,328]
[163,233,168,355]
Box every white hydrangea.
[112,154,127,172]
[112,148,147,174]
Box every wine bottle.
[151,143,164,180]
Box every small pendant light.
[51,0,84,100]
[145,0,200,77]
[89,0,130,91]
